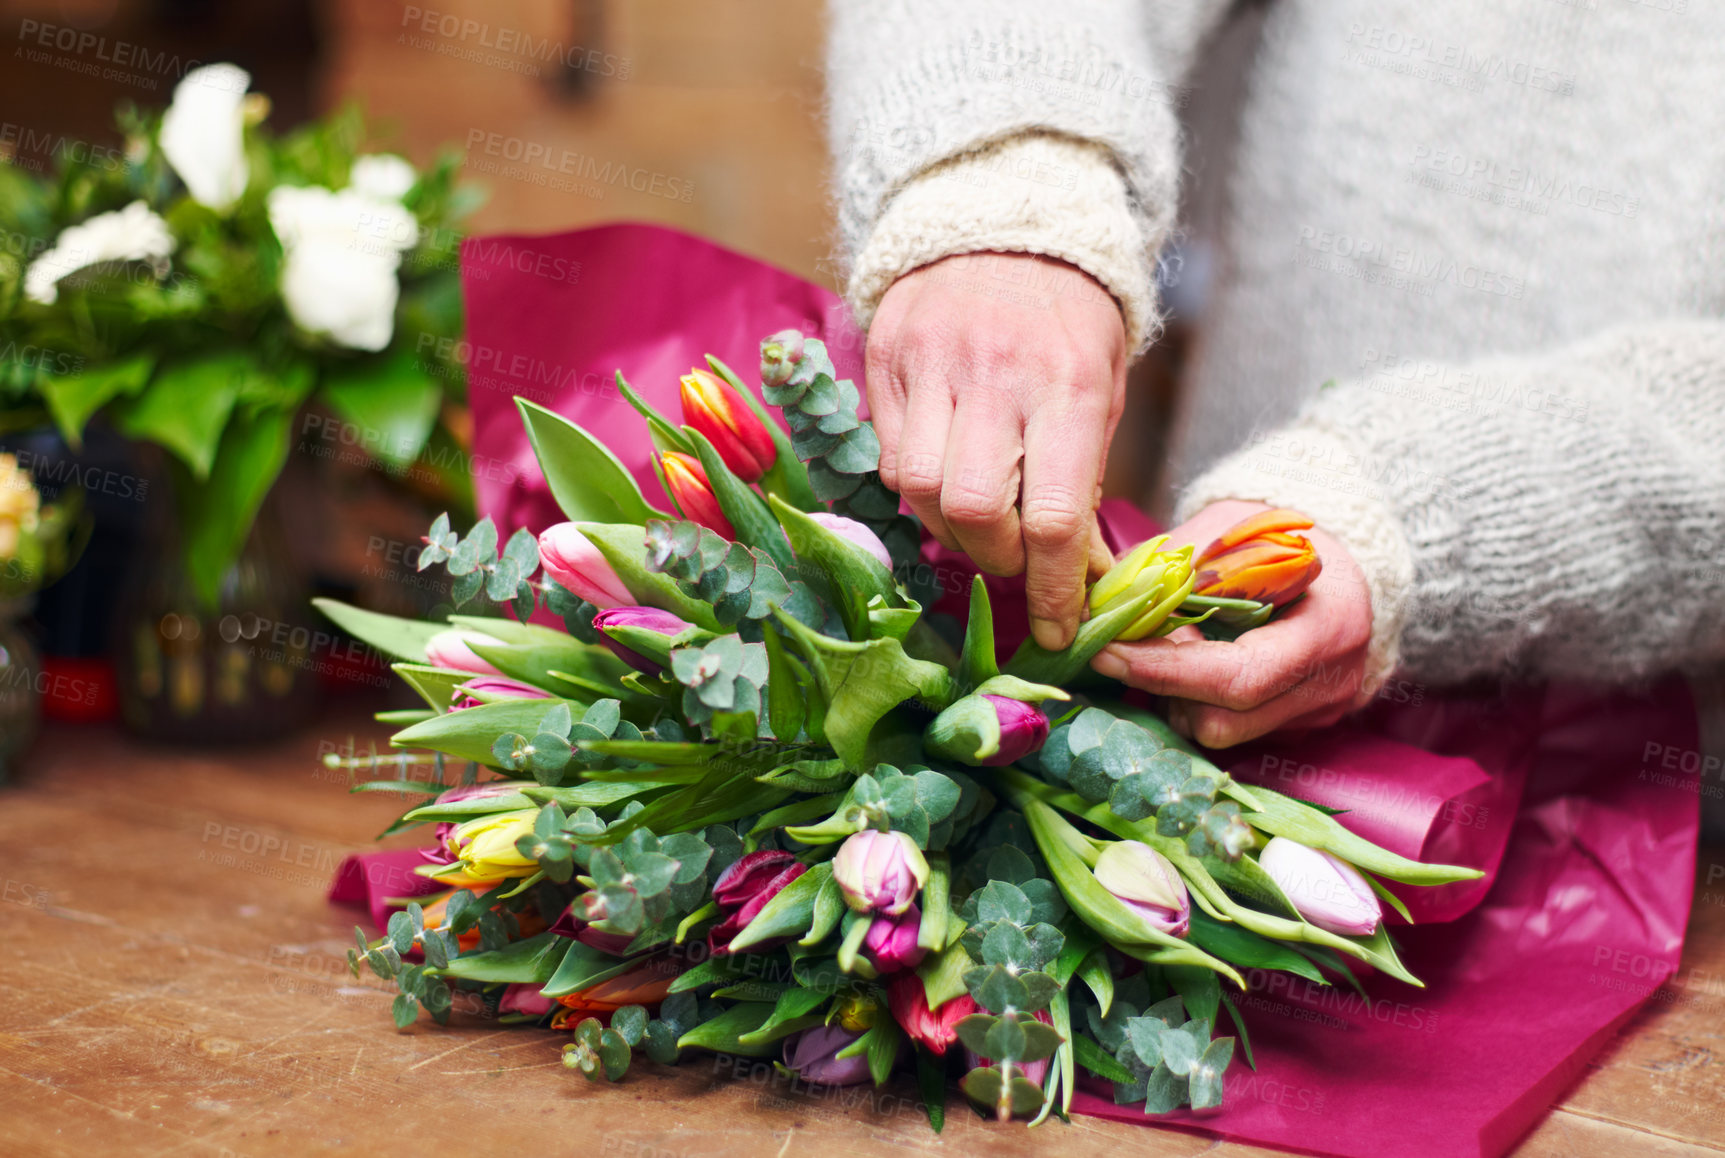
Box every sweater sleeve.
[825,0,1234,350]
[1176,320,1725,690]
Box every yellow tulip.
[420,809,540,887]
[1087,535,1199,641]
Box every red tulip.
[680,367,777,482]
[1193,508,1322,607]
[660,451,736,538]
[708,850,807,954]
[886,974,976,1056]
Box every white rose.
[24,201,175,305]
[159,62,252,210]
[268,185,417,351]
[349,154,417,203]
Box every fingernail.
[1091,649,1127,680]
[1031,617,1072,651]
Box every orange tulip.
[549,956,682,1023]
[680,367,777,482]
[415,889,547,951]
[1192,508,1322,607]
[660,451,736,538]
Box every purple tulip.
[1093,841,1190,937]
[832,829,928,916]
[452,675,552,710]
[538,522,633,608]
[708,850,807,954]
[782,1024,872,1087]
[807,512,894,572]
[1257,836,1382,936]
[979,696,1050,766]
[591,605,695,675]
[424,628,504,674]
[864,903,926,973]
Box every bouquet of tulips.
[318,330,1479,1127]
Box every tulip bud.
[591,605,695,675]
[979,696,1050,767]
[832,829,928,916]
[660,451,736,538]
[886,974,976,1056]
[1257,836,1381,936]
[807,512,894,572]
[424,628,505,674]
[1192,508,1322,607]
[863,904,927,973]
[1093,841,1190,937]
[708,850,807,954]
[425,809,539,886]
[1087,535,1199,641]
[833,992,881,1033]
[452,675,552,710]
[680,367,778,482]
[499,984,555,1018]
[538,522,633,608]
[782,1024,872,1087]
[551,957,681,1021]
[547,905,638,956]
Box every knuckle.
[941,468,1014,526]
[1021,487,1088,548]
[896,453,944,500]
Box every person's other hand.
[868,252,1128,650]
[1090,500,1376,747]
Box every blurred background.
[0,0,1229,756]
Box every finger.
[1090,598,1336,710]
[865,327,909,496]
[1086,518,1114,582]
[894,374,956,549]
[1173,650,1366,748]
[941,398,1025,576]
[1021,400,1108,650]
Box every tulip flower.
[550,957,682,1023]
[423,781,530,852]
[424,628,504,674]
[1192,508,1322,607]
[863,903,927,973]
[760,329,806,386]
[421,809,539,886]
[1088,535,1200,641]
[833,992,881,1033]
[591,605,695,675]
[660,452,736,538]
[1257,836,1381,936]
[708,850,808,954]
[547,905,637,956]
[1093,841,1190,938]
[415,887,546,952]
[833,830,928,916]
[452,675,552,710]
[964,1009,1056,1086]
[538,522,634,608]
[886,974,976,1056]
[807,512,894,572]
[782,1024,873,1087]
[499,984,555,1018]
[979,696,1050,767]
[680,367,778,482]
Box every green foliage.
[644,518,830,636]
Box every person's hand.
[867,252,1128,650]
[1090,500,1376,747]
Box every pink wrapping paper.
[327,223,1701,1158]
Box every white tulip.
[159,63,252,210]
[267,185,417,351]
[24,201,175,305]
[349,154,417,203]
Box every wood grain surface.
[2,714,1721,1157]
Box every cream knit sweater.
[827,0,1725,691]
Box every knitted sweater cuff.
[844,133,1158,353]
[1174,425,1415,700]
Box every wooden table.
[3,714,1723,1158]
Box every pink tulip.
[591,605,695,675]
[452,675,552,710]
[832,829,927,916]
[424,629,504,674]
[807,512,894,572]
[863,903,926,972]
[708,850,807,954]
[538,522,633,608]
[979,696,1050,767]
[499,984,555,1018]
[1257,836,1382,936]
[1093,841,1190,937]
